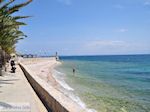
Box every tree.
[0,0,32,75]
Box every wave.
[52,70,74,91]
[52,69,97,112]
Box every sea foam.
[52,69,97,112]
[52,70,74,91]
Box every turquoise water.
[56,55,150,112]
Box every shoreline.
[21,57,93,112]
[21,57,62,91]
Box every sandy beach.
[21,57,61,89]
[20,57,91,112]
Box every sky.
[16,0,150,56]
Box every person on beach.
[73,68,76,75]
[55,52,59,61]
[10,59,16,73]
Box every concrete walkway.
[0,65,47,112]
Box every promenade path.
[0,65,47,112]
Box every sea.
[53,55,150,112]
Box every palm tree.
[0,0,32,75]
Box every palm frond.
[7,0,32,14]
[13,16,31,20]
[0,0,15,10]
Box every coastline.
[21,57,61,89]
[21,57,94,112]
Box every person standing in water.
[73,68,76,75]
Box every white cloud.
[56,0,72,5]
[113,4,124,9]
[116,28,128,33]
[80,40,129,55]
[144,0,150,6]
[86,40,127,48]
[79,39,150,55]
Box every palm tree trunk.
[0,46,3,76]
[2,50,7,72]
[0,46,6,76]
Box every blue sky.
[16,0,150,55]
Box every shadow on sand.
[0,102,13,108]
[0,79,19,85]
[0,79,19,94]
